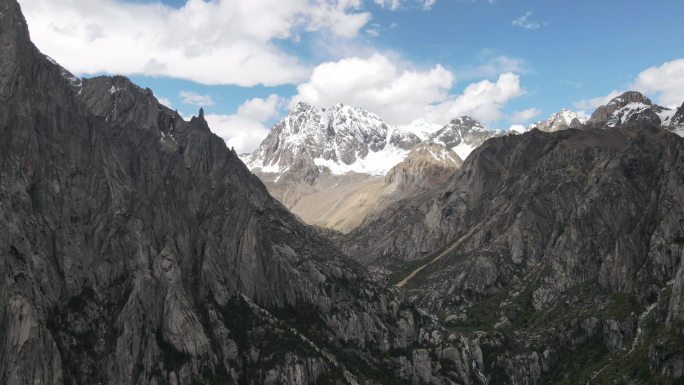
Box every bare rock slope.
[341,120,684,383]
[0,1,487,384]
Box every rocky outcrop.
[588,91,655,126]
[385,143,463,192]
[245,102,421,182]
[428,116,500,160]
[0,1,487,384]
[529,109,587,132]
[587,91,681,130]
[671,102,684,127]
[341,123,684,383]
[257,143,463,233]
[244,107,481,233]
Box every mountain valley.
[1,0,684,384]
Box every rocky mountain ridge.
[243,104,500,232]
[244,89,684,233]
[587,91,684,130]
[244,102,422,182]
[0,1,490,384]
[337,111,684,383]
[384,143,463,195]
[427,116,500,160]
[247,91,683,187]
[4,0,684,383]
[529,108,588,132]
[243,103,509,184]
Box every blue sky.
[20,0,684,152]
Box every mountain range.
[0,2,487,384]
[338,119,684,384]
[243,88,683,232]
[1,0,684,384]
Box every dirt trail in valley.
[394,225,480,288]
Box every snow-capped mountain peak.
[585,91,683,130]
[245,102,421,178]
[530,109,588,132]
[606,102,653,127]
[244,102,502,180]
[588,91,654,127]
[427,116,499,160]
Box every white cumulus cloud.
[291,54,525,126]
[574,58,684,112]
[291,54,453,124]
[205,94,284,154]
[179,91,215,107]
[21,0,371,87]
[633,59,684,108]
[157,97,174,109]
[426,73,525,123]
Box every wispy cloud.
[573,90,622,111]
[422,0,436,10]
[374,0,437,11]
[512,11,546,30]
[366,23,381,37]
[179,91,215,107]
[459,55,529,80]
[374,0,402,10]
[510,107,541,123]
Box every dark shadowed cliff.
[0,1,489,384]
[340,123,684,383]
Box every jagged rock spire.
[0,0,33,100]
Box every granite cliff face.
[0,1,489,384]
[5,0,684,384]
[384,143,463,192]
[340,122,684,383]
[244,105,499,232]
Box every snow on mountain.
[667,102,684,137]
[312,144,409,176]
[424,143,462,165]
[384,142,463,190]
[657,107,677,127]
[245,102,421,178]
[508,124,529,134]
[530,109,588,132]
[244,92,684,184]
[244,103,510,180]
[427,116,500,160]
[588,91,683,135]
[398,119,443,140]
[606,102,654,127]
